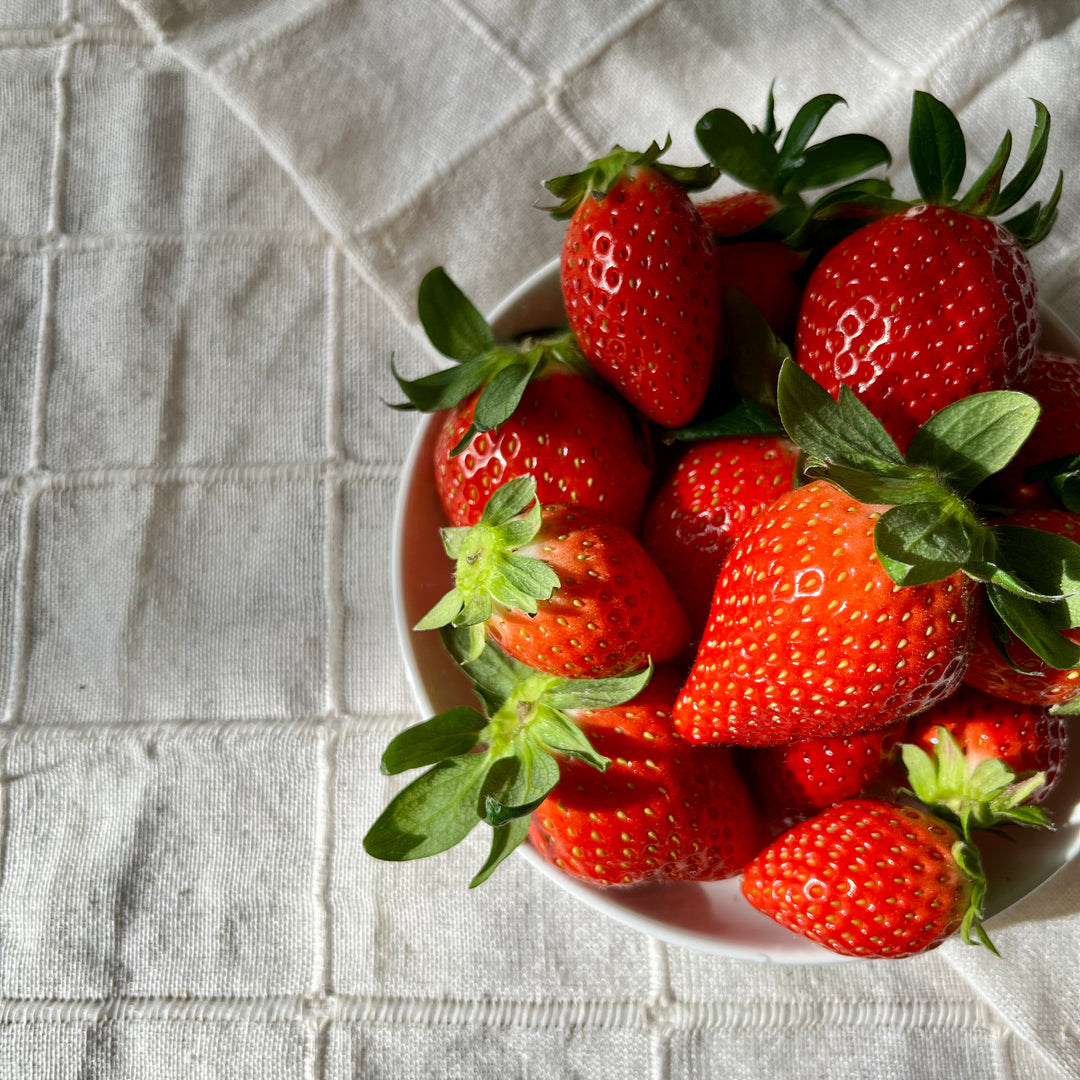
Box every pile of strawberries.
[367,90,1079,960]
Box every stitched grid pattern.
[1,1,1079,1077]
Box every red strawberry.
[696,190,781,237]
[641,434,799,635]
[529,665,766,885]
[395,267,653,532]
[714,241,806,344]
[979,350,1080,510]
[906,685,1068,804]
[795,93,1058,452]
[741,797,986,958]
[963,508,1080,707]
[748,719,908,834]
[673,480,976,746]
[434,368,652,532]
[418,476,690,678]
[545,142,721,427]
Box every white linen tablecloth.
[1,1,1079,1076]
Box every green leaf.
[874,501,978,585]
[415,587,465,631]
[390,354,493,414]
[986,582,1080,669]
[695,108,780,192]
[777,360,905,473]
[784,134,892,192]
[380,707,488,775]
[481,749,560,826]
[909,91,966,204]
[481,474,537,525]
[447,630,537,713]
[805,461,943,508]
[724,287,790,413]
[957,131,1012,217]
[470,349,544,433]
[995,99,1051,214]
[469,816,531,888]
[363,753,492,862]
[777,93,845,169]
[530,705,611,771]
[666,401,785,442]
[417,267,496,362]
[905,391,1041,494]
[993,524,1080,625]
[543,663,653,711]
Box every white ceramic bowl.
[392,259,1080,962]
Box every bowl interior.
[392,258,1080,962]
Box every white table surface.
[2,1,1080,1077]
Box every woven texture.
[2,1,1080,1076]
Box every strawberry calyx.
[900,726,1052,834]
[542,137,719,221]
[391,266,588,454]
[415,475,559,660]
[825,91,1061,248]
[777,359,1080,670]
[363,629,651,887]
[695,87,893,243]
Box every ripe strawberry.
[748,719,908,834]
[395,267,653,532]
[979,351,1080,510]
[673,479,976,746]
[714,241,806,344]
[963,508,1080,707]
[434,368,652,531]
[696,190,781,237]
[741,798,986,958]
[795,93,1059,452]
[529,665,766,885]
[906,685,1067,804]
[641,434,799,635]
[545,141,721,428]
[365,634,659,888]
[418,476,690,678]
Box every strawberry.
[696,190,781,237]
[963,508,1080,708]
[673,478,976,746]
[641,434,799,635]
[395,267,653,532]
[748,719,908,834]
[544,141,721,428]
[906,685,1067,805]
[417,476,690,678]
[741,797,987,958]
[528,665,766,885]
[365,633,657,887]
[795,92,1060,452]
